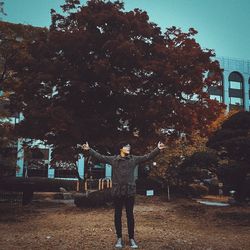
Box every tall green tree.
[9,0,224,162]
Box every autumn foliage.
[150,133,210,185]
[8,0,224,161]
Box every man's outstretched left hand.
[157,141,166,150]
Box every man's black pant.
[113,195,135,239]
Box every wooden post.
[167,185,170,201]
[84,180,88,191]
[99,179,102,190]
[76,181,79,192]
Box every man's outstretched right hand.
[81,142,90,151]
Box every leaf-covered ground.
[0,195,249,249]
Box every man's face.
[121,144,131,155]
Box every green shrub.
[74,188,112,208]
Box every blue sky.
[3,0,250,60]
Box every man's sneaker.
[115,237,123,248]
[129,238,138,249]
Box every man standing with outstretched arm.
[81,141,166,249]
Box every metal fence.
[0,191,23,207]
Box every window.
[229,81,242,89]
[229,72,244,108]
[229,72,243,90]
[210,95,223,102]
[207,71,223,99]
[230,97,243,105]
[207,71,223,85]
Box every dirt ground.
[0,195,250,250]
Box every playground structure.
[15,138,114,181]
[76,178,112,192]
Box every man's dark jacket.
[89,147,160,197]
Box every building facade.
[209,57,250,111]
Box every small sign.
[146,190,154,196]
[48,168,55,178]
[218,182,223,188]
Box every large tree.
[150,110,237,193]
[9,0,224,161]
[0,22,19,176]
[0,21,46,175]
[207,111,250,200]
